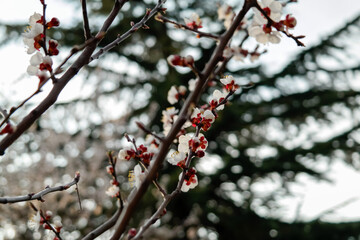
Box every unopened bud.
[128,228,137,239]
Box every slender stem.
[80,0,92,40]
[91,0,167,62]
[41,0,48,55]
[158,15,220,40]
[0,89,41,129]
[0,172,80,204]
[136,121,165,142]
[108,151,124,208]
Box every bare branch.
[0,89,41,129]
[156,14,220,40]
[136,121,165,142]
[80,0,92,40]
[90,0,167,62]
[97,0,129,35]
[0,172,80,204]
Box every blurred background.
[1,0,360,239]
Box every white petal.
[188,79,197,92]
[262,0,273,7]
[29,12,42,26]
[203,110,215,122]
[191,107,201,119]
[269,34,281,44]
[248,25,263,38]
[43,56,53,66]
[30,52,43,66]
[269,1,282,13]
[271,12,282,22]
[27,65,39,75]
[256,33,269,44]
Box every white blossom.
[248,25,281,44]
[184,13,202,29]
[105,184,120,197]
[168,151,187,165]
[28,211,41,231]
[253,0,282,25]
[217,4,235,30]
[23,13,44,54]
[179,170,198,192]
[118,146,135,161]
[188,79,197,92]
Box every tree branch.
[110,1,255,239]
[0,0,129,156]
[0,172,80,204]
[156,15,220,40]
[80,0,92,40]
[90,0,167,62]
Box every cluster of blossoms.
[184,13,203,30]
[222,46,261,62]
[28,210,62,240]
[105,163,121,198]
[167,85,187,105]
[106,135,160,197]
[248,0,297,44]
[23,11,60,86]
[217,4,236,30]
[167,55,194,68]
[164,51,241,192]
[115,73,238,193]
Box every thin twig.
[107,151,124,208]
[90,0,167,62]
[0,172,80,204]
[136,121,165,142]
[75,183,82,211]
[53,37,99,76]
[41,0,49,55]
[0,89,41,129]
[315,197,359,220]
[80,0,92,40]
[157,15,220,40]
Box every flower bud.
[128,228,137,239]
